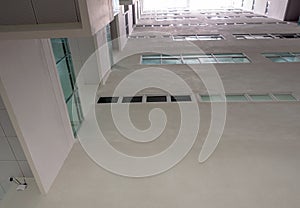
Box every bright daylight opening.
[143,0,243,11]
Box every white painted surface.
[94,27,112,79]
[68,36,99,83]
[0,0,113,39]
[0,94,32,197]
[69,26,113,84]
[86,0,114,34]
[1,102,300,207]
[0,39,74,194]
[242,0,289,20]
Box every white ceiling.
[0,0,80,25]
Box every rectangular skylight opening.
[249,94,273,101]
[200,95,224,102]
[225,94,248,102]
[146,96,167,103]
[122,96,143,103]
[97,97,119,104]
[273,94,297,101]
[171,95,192,102]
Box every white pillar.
[0,39,74,194]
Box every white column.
[0,39,74,194]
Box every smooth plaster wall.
[69,26,112,84]
[0,39,74,194]
[0,0,114,40]
[94,27,113,79]
[86,0,114,34]
[241,0,289,20]
[0,94,33,200]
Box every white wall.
[94,27,113,79]
[68,29,112,118]
[86,0,114,34]
[241,0,289,20]
[128,5,134,35]
[110,5,135,51]
[0,0,114,40]
[0,94,33,200]
[68,36,100,84]
[69,28,112,84]
[0,39,74,194]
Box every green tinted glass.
[273,94,297,101]
[269,57,286,62]
[51,38,83,137]
[67,95,81,134]
[142,58,161,64]
[162,58,182,64]
[216,57,234,63]
[56,59,73,100]
[233,57,250,63]
[201,95,224,102]
[282,57,300,62]
[249,94,273,101]
[226,95,248,101]
[51,39,67,63]
[200,95,210,102]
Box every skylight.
[143,0,242,11]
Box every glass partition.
[51,38,84,137]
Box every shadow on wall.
[285,0,300,22]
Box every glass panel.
[277,52,293,56]
[273,94,297,101]
[51,39,67,63]
[173,36,185,41]
[226,95,248,101]
[199,57,216,63]
[209,95,224,102]
[98,97,119,103]
[67,95,81,134]
[171,95,192,102]
[56,59,73,100]
[249,94,273,101]
[282,57,300,62]
[269,57,287,62]
[183,58,200,64]
[262,53,279,57]
[74,90,83,121]
[235,36,246,40]
[200,95,211,102]
[244,35,256,39]
[254,35,273,39]
[182,54,212,58]
[143,54,161,58]
[197,36,215,40]
[185,36,198,41]
[122,96,143,103]
[233,57,250,63]
[162,54,181,58]
[142,58,161,65]
[161,58,182,64]
[201,95,224,102]
[51,38,83,137]
[214,53,244,57]
[216,57,234,63]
